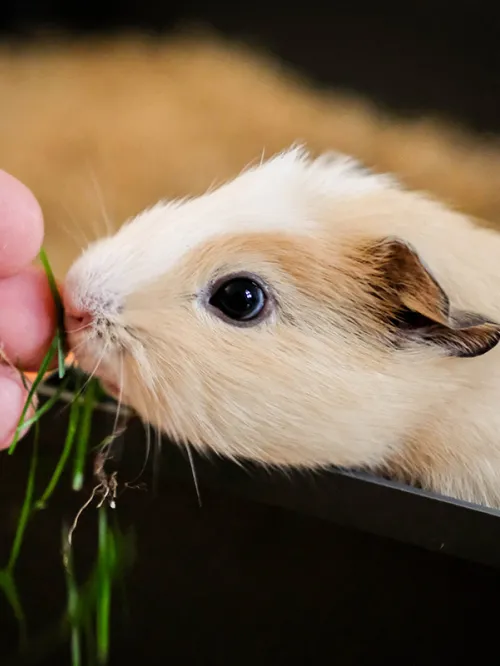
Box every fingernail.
[0,374,27,449]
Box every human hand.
[0,170,57,449]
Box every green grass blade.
[57,332,66,380]
[7,423,39,572]
[63,527,82,666]
[39,248,66,379]
[11,521,136,666]
[4,245,134,664]
[72,380,97,491]
[8,339,57,455]
[35,381,83,509]
[0,570,24,622]
[96,509,112,665]
[70,603,82,666]
[38,248,60,305]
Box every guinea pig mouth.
[69,349,125,402]
[99,379,125,402]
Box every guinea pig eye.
[208,276,267,323]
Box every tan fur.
[63,148,500,509]
[2,31,500,280]
[322,190,500,508]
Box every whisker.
[66,322,94,335]
[87,167,115,238]
[59,200,93,248]
[81,174,105,243]
[78,342,110,393]
[57,340,110,417]
[65,338,91,358]
[108,352,125,444]
[124,419,152,489]
[51,214,86,254]
[123,341,164,491]
[62,332,101,361]
[184,440,202,508]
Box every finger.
[0,170,44,278]
[0,365,35,450]
[0,266,58,371]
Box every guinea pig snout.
[64,306,93,336]
[63,292,94,336]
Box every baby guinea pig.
[63,146,500,509]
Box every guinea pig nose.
[64,306,93,334]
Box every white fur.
[63,145,500,509]
[65,147,391,315]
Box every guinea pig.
[62,146,500,509]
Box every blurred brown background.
[0,4,499,278]
[2,6,500,666]
[1,2,498,133]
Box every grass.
[72,379,97,492]
[35,382,82,510]
[60,510,135,666]
[0,249,134,666]
[39,248,66,380]
[6,423,39,573]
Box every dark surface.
[2,392,500,666]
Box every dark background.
[1,5,500,666]
[0,2,499,134]
[3,404,500,666]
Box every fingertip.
[0,266,58,371]
[0,171,44,278]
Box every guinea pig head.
[62,148,500,471]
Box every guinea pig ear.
[367,237,500,358]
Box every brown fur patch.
[137,230,424,348]
[354,236,500,358]
[154,231,500,360]
[363,237,450,323]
